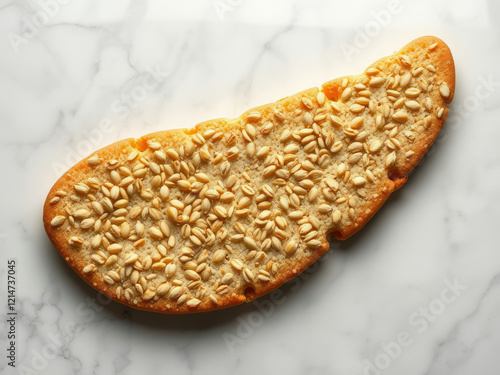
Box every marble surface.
[1,0,500,374]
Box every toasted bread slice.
[43,36,455,313]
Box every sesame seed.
[438,108,444,118]
[284,144,300,154]
[332,210,342,224]
[50,215,66,227]
[351,176,367,187]
[230,259,244,271]
[284,241,298,256]
[392,111,409,123]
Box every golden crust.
[43,36,455,313]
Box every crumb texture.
[43,36,455,313]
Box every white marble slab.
[1,0,500,374]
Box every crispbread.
[43,36,455,313]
